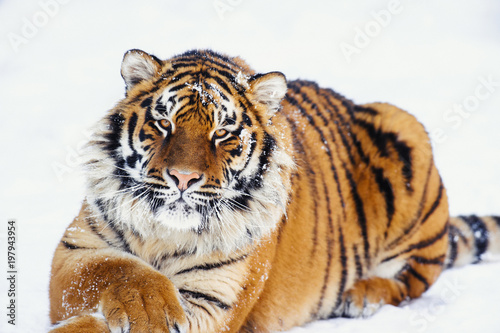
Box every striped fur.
[49,49,500,332]
[446,216,500,267]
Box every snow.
[1,0,499,332]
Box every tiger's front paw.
[341,277,405,318]
[100,271,187,333]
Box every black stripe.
[353,244,363,279]
[334,223,348,310]
[393,140,413,191]
[171,61,199,69]
[128,112,138,152]
[241,132,257,168]
[446,226,459,268]
[146,121,162,136]
[166,70,193,83]
[94,198,109,223]
[201,49,243,71]
[381,223,448,263]
[173,103,195,122]
[289,84,329,126]
[326,100,369,167]
[372,166,395,232]
[172,323,181,333]
[61,240,86,250]
[174,50,238,72]
[204,80,229,103]
[107,223,133,254]
[354,105,378,116]
[175,255,247,275]
[151,253,169,271]
[207,73,235,98]
[345,169,370,268]
[353,119,390,156]
[185,299,213,317]
[172,248,197,257]
[242,113,252,127]
[228,124,244,139]
[252,132,276,189]
[221,193,250,217]
[86,218,115,248]
[407,266,429,290]
[155,100,167,114]
[330,124,357,167]
[492,216,500,228]
[204,55,242,73]
[396,267,411,291]
[139,129,154,142]
[114,159,133,188]
[386,160,434,250]
[421,182,444,224]
[460,215,489,263]
[354,119,413,191]
[103,113,125,152]
[411,254,445,266]
[126,152,140,169]
[230,131,257,195]
[141,97,153,108]
[449,223,469,245]
[168,82,190,92]
[167,95,178,115]
[131,185,165,210]
[179,289,231,310]
[239,97,262,125]
[129,85,161,104]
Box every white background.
[1,0,500,332]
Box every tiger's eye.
[159,119,171,130]
[214,129,228,138]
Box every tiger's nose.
[168,169,201,191]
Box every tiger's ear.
[121,49,163,91]
[248,72,287,115]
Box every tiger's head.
[84,49,294,254]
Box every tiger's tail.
[445,215,500,268]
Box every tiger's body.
[49,49,500,332]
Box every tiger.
[49,49,500,333]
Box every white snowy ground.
[1,1,500,332]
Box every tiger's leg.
[50,204,278,333]
[340,223,448,317]
[340,255,445,317]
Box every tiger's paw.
[100,271,187,333]
[340,277,405,318]
[50,313,110,333]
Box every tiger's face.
[84,49,294,253]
